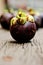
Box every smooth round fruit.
[10,21,36,42]
[39,13,43,27]
[0,12,14,30]
[34,15,41,29]
[34,13,43,29]
[10,12,36,42]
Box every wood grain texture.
[0,25,43,65]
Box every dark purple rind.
[0,12,14,30]
[10,21,36,42]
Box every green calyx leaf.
[17,9,26,17]
[10,17,17,26]
[16,15,21,19]
[19,17,26,24]
[16,10,27,24]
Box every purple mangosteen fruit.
[10,11,36,42]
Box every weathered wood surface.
[0,25,43,65]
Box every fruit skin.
[10,21,36,42]
[0,12,14,30]
[34,13,43,29]
[39,13,43,27]
[34,15,41,29]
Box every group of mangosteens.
[0,9,43,43]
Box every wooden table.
[0,25,43,65]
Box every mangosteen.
[34,15,41,29]
[39,13,43,27]
[10,11,36,42]
[27,8,43,29]
[0,12,14,30]
[34,12,43,29]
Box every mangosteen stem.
[4,0,14,15]
[4,0,10,13]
